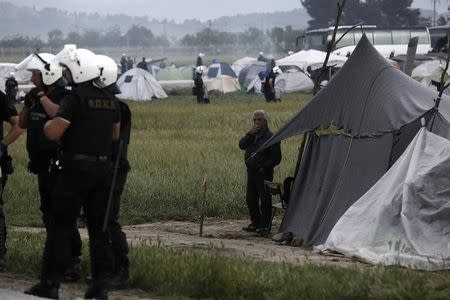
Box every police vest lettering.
[88,99,116,110]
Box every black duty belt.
[63,153,109,162]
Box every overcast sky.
[9,0,450,22]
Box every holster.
[0,155,14,175]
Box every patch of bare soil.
[2,218,365,299]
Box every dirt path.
[1,218,365,299]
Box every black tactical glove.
[24,89,44,108]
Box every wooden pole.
[313,0,347,95]
[199,175,208,237]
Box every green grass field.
[4,91,308,226]
[6,231,450,299]
[3,91,450,299]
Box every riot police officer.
[0,89,23,272]
[96,54,131,290]
[25,45,120,300]
[18,53,82,285]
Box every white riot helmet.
[96,54,121,94]
[96,55,118,87]
[24,53,63,85]
[195,66,204,74]
[9,71,15,77]
[54,45,100,84]
[272,66,282,74]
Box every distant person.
[137,57,148,71]
[239,110,281,236]
[120,54,127,74]
[127,56,134,70]
[196,53,205,67]
[263,67,277,102]
[159,61,166,69]
[194,66,208,104]
[5,72,19,103]
[257,52,269,63]
[272,66,282,102]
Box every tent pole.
[430,29,450,131]
[313,0,347,95]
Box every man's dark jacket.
[239,128,281,171]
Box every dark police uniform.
[44,83,120,294]
[0,90,17,268]
[263,71,276,102]
[23,86,82,281]
[194,73,205,104]
[239,128,281,231]
[108,99,131,287]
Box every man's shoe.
[256,227,269,236]
[62,261,82,282]
[242,224,258,232]
[109,267,130,290]
[24,282,59,299]
[84,285,108,299]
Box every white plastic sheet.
[317,128,450,270]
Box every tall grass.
[6,231,450,300]
[4,92,308,226]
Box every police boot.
[0,256,5,272]
[62,260,82,282]
[109,266,129,290]
[24,280,59,299]
[84,285,108,299]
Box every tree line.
[302,0,436,29]
[0,25,303,53]
[0,25,170,48]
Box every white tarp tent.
[317,127,450,271]
[275,70,314,94]
[231,56,257,76]
[277,50,347,71]
[117,68,167,101]
[206,75,240,94]
[411,59,449,87]
[247,70,314,94]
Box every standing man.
[5,72,19,103]
[18,53,82,285]
[196,53,204,67]
[239,110,281,236]
[0,89,23,271]
[96,54,131,290]
[263,65,278,102]
[120,54,127,75]
[136,57,148,71]
[194,66,207,104]
[25,45,120,300]
[127,56,134,71]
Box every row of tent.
[259,34,450,271]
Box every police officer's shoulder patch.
[88,98,116,110]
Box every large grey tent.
[261,34,450,247]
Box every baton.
[102,139,124,232]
